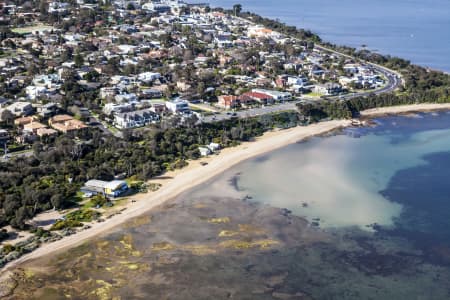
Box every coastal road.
[199,16,404,125]
[331,67,402,101]
[235,15,404,99]
[201,67,401,123]
[201,66,401,123]
[235,15,404,87]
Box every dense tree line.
[297,87,450,122]
[0,112,299,229]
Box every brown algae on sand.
[206,217,231,224]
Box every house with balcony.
[165,99,190,114]
[114,109,160,129]
[314,83,343,96]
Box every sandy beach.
[360,103,450,117]
[3,119,351,271]
[4,102,450,271]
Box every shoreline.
[2,119,351,271]
[3,102,450,271]
[360,103,450,117]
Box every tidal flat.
[5,191,450,299]
[5,112,450,300]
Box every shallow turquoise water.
[13,112,450,299]
[228,113,450,231]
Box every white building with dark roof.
[114,109,159,129]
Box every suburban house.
[314,83,343,95]
[100,87,119,99]
[137,72,161,83]
[36,128,58,137]
[198,146,211,156]
[49,114,88,134]
[150,102,167,114]
[240,91,274,105]
[81,179,129,198]
[165,99,190,114]
[25,86,48,100]
[247,25,280,39]
[140,89,163,99]
[14,116,36,126]
[23,121,47,134]
[3,102,34,117]
[0,129,10,144]
[198,142,221,156]
[36,102,58,118]
[252,89,292,102]
[217,95,239,110]
[103,102,135,115]
[114,109,160,129]
[286,76,309,87]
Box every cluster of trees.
[0,112,299,229]
[297,86,450,122]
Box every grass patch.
[304,92,323,98]
[12,25,54,34]
[82,194,110,209]
[50,209,100,230]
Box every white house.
[115,93,138,103]
[314,83,342,95]
[252,89,292,102]
[137,72,161,83]
[32,74,60,88]
[103,102,135,114]
[208,142,221,152]
[48,2,69,13]
[165,99,190,114]
[198,146,211,156]
[114,109,159,129]
[287,76,308,87]
[25,86,48,100]
[4,102,34,116]
[81,180,128,198]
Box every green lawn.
[304,92,323,98]
[12,25,54,34]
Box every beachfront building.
[217,95,239,110]
[240,91,274,105]
[114,109,159,129]
[252,89,292,102]
[198,146,211,156]
[81,179,129,198]
[314,83,343,96]
[165,99,190,114]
